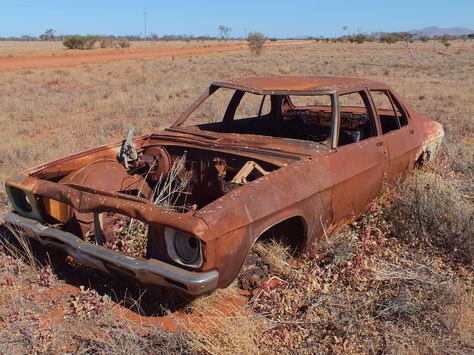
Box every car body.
[3,76,444,295]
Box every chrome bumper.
[3,213,219,295]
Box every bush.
[63,35,98,50]
[418,35,430,43]
[247,32,266,55]
[347,34,374,44]
[99,37,114,48]
[379,32,414,44]
[387,170,473,264]
[439,35,451,47]
[117,40,130,48]
[379,33,401,44]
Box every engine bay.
[25,131,282,260]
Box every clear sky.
[1,0,473,38]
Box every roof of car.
[212,76,388,94]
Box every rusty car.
[3,76,444,295]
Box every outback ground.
[0,39,472,353]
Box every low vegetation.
[247,32,267,55]
[1,154,471,352]
[63,35,98,50]
[0,40,472,353]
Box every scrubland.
[0,40,472,353]
[0,40,246,58]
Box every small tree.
[40,29,56,41]
[218,25,232,40]
[247,32,266,55]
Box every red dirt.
[0,41,312,72]
[26,279,248,333]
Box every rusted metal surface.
[3,76,444,295]
[213,76,385,94]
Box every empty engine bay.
[32,138,280,259]
[122,143,278,209]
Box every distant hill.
[410,26,474,37]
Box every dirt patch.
[0,41,312,72]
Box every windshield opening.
[179,87,336,144]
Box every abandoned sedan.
[4,76,444,295]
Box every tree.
[218,25,232,40]
[247,32,266,55]
[40,29,56,41]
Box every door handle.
[376,141,383,146]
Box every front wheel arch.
[253,215,308,255]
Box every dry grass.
[0,40,473,353]
[187,306,263,354]
[0,40,473,195]
[0,39,246,59]
[388,167,473,264]
[252,240,294,275]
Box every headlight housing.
[164,227,203,268]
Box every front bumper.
[3,213,219,295]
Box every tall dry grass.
[388,167,473,264]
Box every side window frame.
[387,91,409,127]
[333,89,379,148]
[369,89,402,134]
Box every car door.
[330,89,389,225]
[369,89,421,187]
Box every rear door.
[369,89,420,186]
[330,89,389,225]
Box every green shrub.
[247,32,266,55]
[379,32,414,44]
[348,34,374,44]
[63,35,98,50]
[379,33,400,44]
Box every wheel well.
[256,216,307,255]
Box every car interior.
[195,89,377,146]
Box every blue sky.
[1,0,473,38]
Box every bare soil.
[0,40,311,72]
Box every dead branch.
[402,35,424,65]
[457,39,466,55]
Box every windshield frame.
[171,85,339,148]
